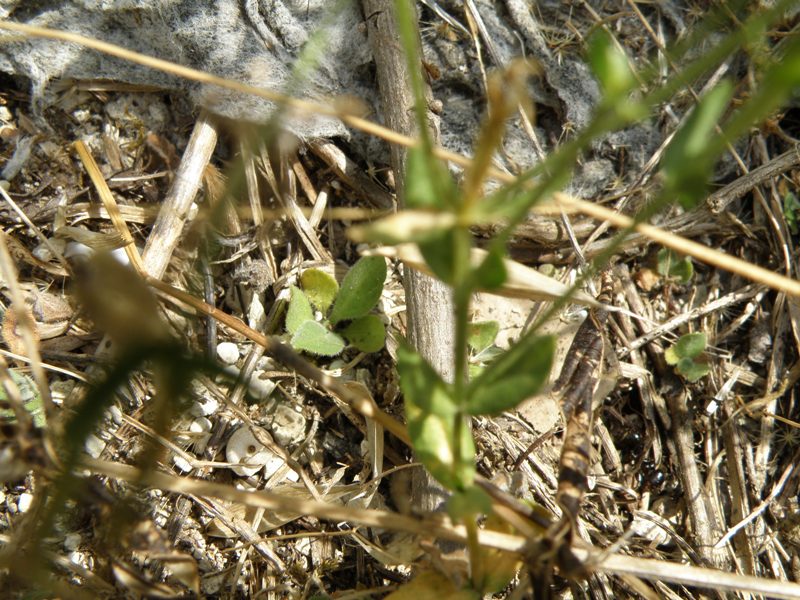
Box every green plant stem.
[450,226,473,481]
[465,516,484,591]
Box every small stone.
[64,532,82,551]
[190,396,219,417]
[17,492,33,513]
[216,342,240,365]
[269,404,306,447]
[108,404,123,425]
[173,455,193,473]
[249,372,276,402]
[84,434,105,458]
[226,425,275,477]
[190,417,212,433]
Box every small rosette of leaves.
[665,332,710,382]
[286,257,387,356]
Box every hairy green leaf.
[468,321,500,354]
[290,320,346,356]
[300,269,339,314]
[285,286,314,335]
[342,314,386,353]
[329,256,386,325]
[676,356,711,382]
[665,332,707,364]
[466,335,554,416]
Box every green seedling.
[665,332,711,382]
[657,248,694,283]
[286,256,387,356]
[0,369,44,427]
[783,191,800,235]
[467,320,503,379]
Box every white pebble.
[64,532,82,551]
[226,426,275,477]
[17,492,33,513]
[84,434,105,458]
[249,372,275,402]
[190,397,219,417]
[190,417,212,433]
[108,405,123,425]
[173,455,193,473]
[216,342,240,365]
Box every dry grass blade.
[73,140,144,273]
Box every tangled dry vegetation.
[1,1,800,598]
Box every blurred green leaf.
[329,256,386,325]
[290,321,346,356]
[0,370,44,427]
[348,210,457,246]
[398,343,474,490]
[473,247,507,291]
[587,29,637,100]
[300,269,339,314]
[676,356,711,382]
[665,332,707,364]
[342,314,386,353]
[468,321,500,354]
[446,485,492,521]
[657,248,694,283]
[286,286,314,335]
[466,335,554,416]
[418,229,456,284]
[405,145,457,209]
[784,192,800,234]
[660,80,734,209]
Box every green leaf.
[587,29,636,100]
[473,247,507,290]
[0,370,44,427]
[657,248,694,283]
[329,257,386,325]
[466,335,554,416]
[665,332,707,364]
[660,80,734,209]
[397,343,457,418]
[418,229,456,284]
[468,321,500,354]
[676,356,711,382]
[342,314,386,353]
[405,145,457,209]
[446,485,492,521]
[286,286,314,334]
[398,343,474,490]
[784,192,800,234]
[300,269,339,314]
[290,321,346,356]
